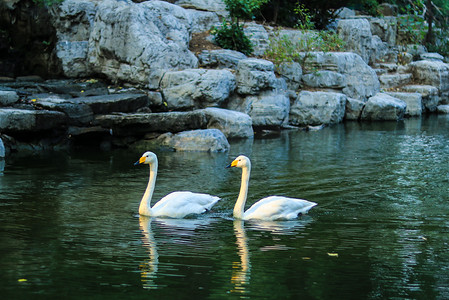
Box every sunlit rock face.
[289,91,346,126]
[53,0,200,85]
[360,93,406,121]
[155,129,230,152]
[160,69,236,110]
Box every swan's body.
[227,155,317,221]
[135,151,220,218]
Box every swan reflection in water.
[139,216,159,290]
[138,216,216,289]
[231,220,251,294]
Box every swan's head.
[134,151,158,166]
[226,155,251,169]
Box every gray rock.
[198,49,247,69]
[243,22,270,57]
[236,58,276,95]
[385,92,422,117]
[276,61,302,91]
[175,0,227,17]
[411,60,449,93]
[246,92,290,127]
[335,7,356,19]
[160,69,236,109]
[290,91,347,126]
[300,52,380,101]
[76,93,149,114]
[402,85,439,113]
[56,41,90,78]
[345,97,365,120]
[34,96,94,126]
[337,19,373,64]
[360,93,406,121]
[0,137,4,158]
[379,73,412,89]
[369,17,397,45]
[0,91,19,106]
[419,53,444,62]
[371,35,390,64]
[0,108,67,133]
[87,0,198,86]
[437,105,449,114]
[157,129,230,152]
[302,70,346,88]
[95,110,207,136]
[186,9,220,33]
[203,108,253,139]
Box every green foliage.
[212,22,253,56]
[294,4,315,30]
[212,0,268,55]
[397,15,426,45]
[32,0,63,6]
[263,29,346,68]
[223,0,269,21]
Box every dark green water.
[1,115,449,299]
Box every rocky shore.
[1,0,449,158]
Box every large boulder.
[369,17,397,46]
[360,93,406,121]
[203,108,253,139]
[175,0,227,17]
[300,52,380,101]
[75,93,149,114]
[0,108,67,133]
[246,91,290,128]
[411,60,449,93]
[0,90,19,106]
[156,129,230,152]
[402,85,439,113]
[243,22,270,57]
[379,73,412,89]
[345,97,365,120]
[302,70,346,88]
[198,49,247,69]
[87,0,198,86]
[337,19,373,64]
[385,92,422,117]
[236,59,277,95]
[290,91,346,126]
[276,61,302,91]
[160,69,236,110]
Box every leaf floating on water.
[18,278,27,282]
[302,257,311,260]
[327,253,339,257]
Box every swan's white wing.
[152,191,220,218]
[243,196,317,221]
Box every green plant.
[294,4,315,30]
[32,0,63,6]
[263,29,346,69]
[211,22,253,56]
[211,0,268,55]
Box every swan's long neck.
[234,163,250,219]
[139,161,158,216]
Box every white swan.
[226,155,317,220]
[135,151,220,218]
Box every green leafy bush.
[211,22,253,56]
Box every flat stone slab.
[94,111,208,136]
[0,108,67,133]
[75,93,149,114]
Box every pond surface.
[1,115,449,299]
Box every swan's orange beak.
[226,159,238,168]
[134,156,146,165]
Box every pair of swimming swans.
[135,151,317,220]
